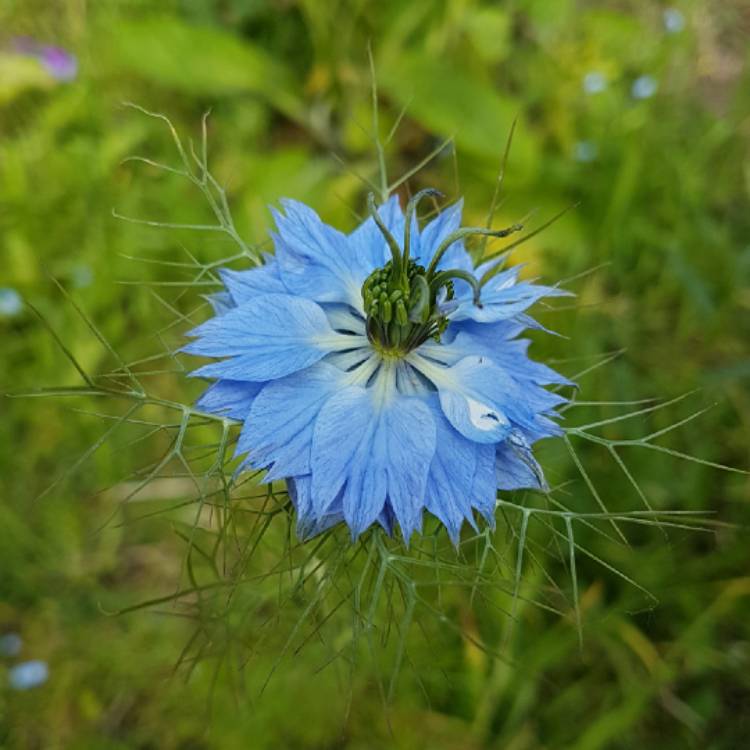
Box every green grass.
[1,1,749,748]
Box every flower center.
[362,189,506,356]
[361,258,453,355]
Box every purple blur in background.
[13,37,78,82]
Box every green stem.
[367,192,403,276]
[403,188,443,271]
[425,224,523,279]
[430,269,483,306]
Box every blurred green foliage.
[1,1,749,748]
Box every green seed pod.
[389,289,403,303]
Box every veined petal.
[348,194,404,272]
[195,379,262,420]
[289,475,344,540]
[204,291,235,316]
[471,444,498,523]
[427,329,573,387]
[219,259,287,305]
[239,363,346,480]
[273,199,363,308]
[423,397,478,544]
[323,304,367,335]
[409,353,514,444]
[416,199,473,272]
[184,293,355,382]
[454,271,571,323]
[311,382,436,539]
[496,430,548,491]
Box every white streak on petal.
[467,397,510,432]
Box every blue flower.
[631,75,658,100]
[9,660,48,690]
[185,192,572,543]
[0,287,23,317]
[582,71,607,95]
[574,141,598,163]
[663,8,686,34]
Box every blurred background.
[1,1,749,748]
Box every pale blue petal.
[412,355,514,444]
[196,380,262,420]
[184,293,344,381]
[454,269,572,323]
[204,291,234,316]
[423,397,478,544]
[219,259,287,305]
[273,199,363,308]
[239,363,345,480]
[496,431,548,491]
[311,386,436,539]
[348,195,404,272]
[453,317,527,342]
[416,199,473,272]
[438,329,573,387]
[311,386,384,526]
[289,475,344,539]
[471,444,498,523]
[322,303,367,335]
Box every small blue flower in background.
[9,660,49,690]
[0,287,23,317]
[663,8,686,34]
[574,141,598,163]
[583,71,607,95]
[0,633,23,657]
[186,193,572,543]
[71,263,94,289]
[632,75,658,100]
[13,38,78,82]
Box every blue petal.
[238,363,345,480]
[184,293,347,382]
[412,354,514,444]
[204,291,235,316]
[219,258,287,305]
[273,199,366,308]
[311,386,436,539]
[453,266,572,323]
[471,444,498,523]
[289,475,344,539]
[496,431,548,491]
[437,329,573,387]
[196,379,262,420]
[348,194,404,273]
[416,199,473,273]
[452,317,527,342]
[423,397,478,543]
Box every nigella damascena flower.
[185,191,572,543]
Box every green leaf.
[100,17,302,117]
[0,53,54,105]
[380,52,538,173]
